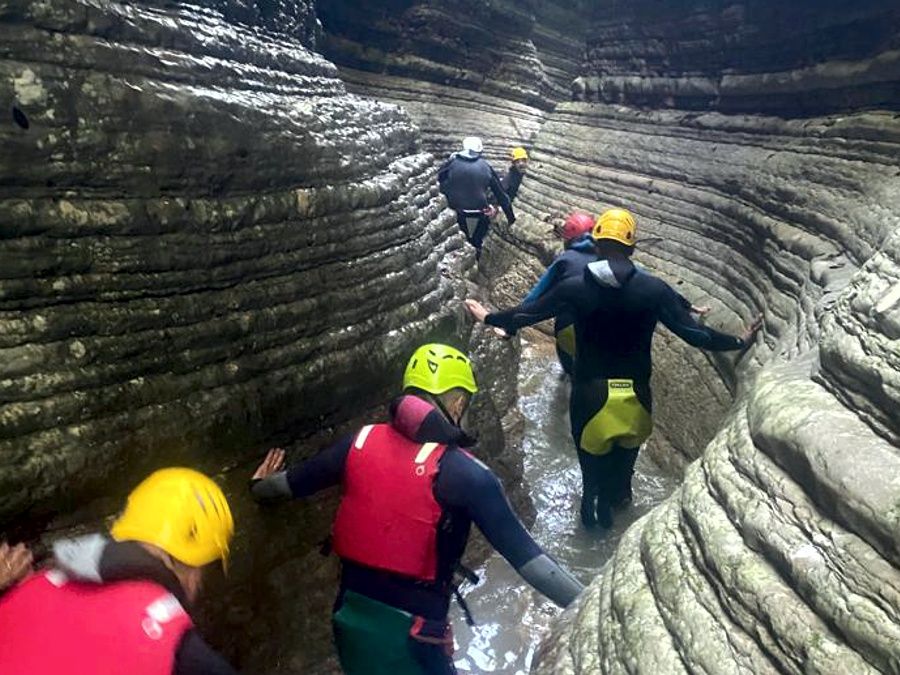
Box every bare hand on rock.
[253,448,286,480]
[464,298,489,323]
[464,299,509,338]
[0,542,33,591]
[691,305,711,316]
[740,314,764,344]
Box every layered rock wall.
[317,0,589,157]
[0,2,523,671]
[525,2,900,671]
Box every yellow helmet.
[510,147,529,161]
[593,208,637,246]
[111,468,234,568]
[402,344,478,395]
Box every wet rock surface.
[2,0,900,673]
[0,2,525,671]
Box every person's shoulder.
[440,446,497,483]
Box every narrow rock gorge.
[2,1,900,674]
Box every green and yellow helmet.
[403,344,478,395]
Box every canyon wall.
[0,2,523,671]
[530,2,900,672]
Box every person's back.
[440,152,495,212]
[572,264,670,384]
[250,344,582,674]
[438,137,515,256]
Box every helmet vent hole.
[193,489,208,514]
[427,360,438,373]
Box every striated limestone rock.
[0,1,526,671]
[317,0,589,158]
[526,2,900,671]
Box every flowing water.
[451,336,681,674]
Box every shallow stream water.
[451,336,681,674]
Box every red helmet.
[560,212,595,241]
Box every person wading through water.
[466,208,762,529]
[250,343,583,674]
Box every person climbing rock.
[250,343,583,675]
[501,147,529,203]
[438,137,516,257]
[0,468,238,675]
[0,542,32,596]
[466,209,762,529]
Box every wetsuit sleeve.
[657,284,744,350]
[435,451,583,607]
[174,630,239,675]
[485,279,576,335]
[437,158,452,189]
[250,435,352,502]
[523,259,563,304]
[488,168,515,223]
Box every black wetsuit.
[252,395,581,673]
[500,165,525,203]
[487,256,746,526]
[522,235,597,375]
[438,153,515,254]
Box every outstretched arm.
[436,451,583,608]
[658,284,761,350]
[250,435,352,502]
[467,278,577,336]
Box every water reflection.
[452,337,680,673]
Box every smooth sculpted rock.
[529,85,900,675]
[0,2,527,671]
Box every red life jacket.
[0,569,193,675]
[332,423,448,581]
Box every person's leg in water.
[611,445,639,508]
[610,381,651,509]
[570,378,614,528]
[577,449,601,528]
[409,639,457,675]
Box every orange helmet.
[560,212,595,241]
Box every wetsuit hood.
[53,534,189,606]
[568,232,595,252]
[389,395,477,448]
[586,257,635,289]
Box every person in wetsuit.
[525,212,711,377]
[438,137,516,257]
[524,211,597,376]
[0,469,238,675]
[250,343,583,675]
[466,209,762,529]
[501,147,529,203]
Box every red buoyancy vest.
[332,423,448,581]
[0,570,193,675]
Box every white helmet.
[462,136,483,154]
